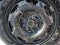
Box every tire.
[0,0,60,45]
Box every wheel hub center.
[27,20,34,27]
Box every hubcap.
[9,3,52,42]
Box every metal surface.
[8,2,53,42]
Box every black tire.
[0,0,60,45]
